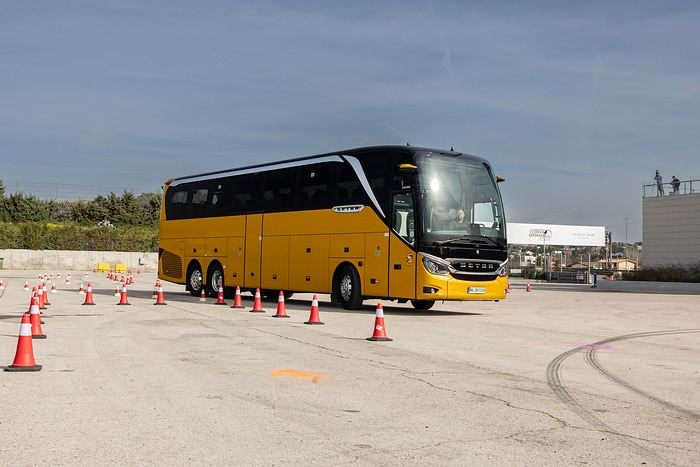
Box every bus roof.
[164,145,482,186]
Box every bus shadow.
[88,288,482,316]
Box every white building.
[642,178,700,266]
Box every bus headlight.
[420,253,452,276]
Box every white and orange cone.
[367,302,392,341]
[28,296,47,339]
[117,285,130,305]
[4,314,42,372]
[249,288,264,313]
[215,284,227,305]
[272,291,289,318]
[83,283,96,305]
[304,295,324,325]
[230,286,244,309]
[154,284,167,305]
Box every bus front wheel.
[187,264,204,297]
[411,300,435,310]
[338,265,362,310]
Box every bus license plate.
[468,287,486,294]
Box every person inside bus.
[451,208,469,230]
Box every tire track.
[546,329,700,464]
[584,329,700,420]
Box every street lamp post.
[624,217,629,272]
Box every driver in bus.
[451,208,470,230]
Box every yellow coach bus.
[158,145,508,310]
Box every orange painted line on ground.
[270,369,328,382]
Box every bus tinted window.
[298,163,332,209]
[232,173,259,213]
[262,168,295,211]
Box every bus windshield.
[418,155,506,244]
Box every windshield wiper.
[432,235,486,246]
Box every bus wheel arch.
[206,261,225,297]
[334,263,363,310]
[186,261,204,297]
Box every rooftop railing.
[642,178,699,198]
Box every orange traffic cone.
[367,302,392,341]
[230,286,244,309]
[154,284,167,305]
[24,281,30,291]
[199,288,207,302]
[0,279,4,289]
[4,314,42,372]
[526,282,531,292]
[506,281,511,293]
[304,295,324,325]
[37,285,47,310]
[50,283,57,294]
[78,284,85,295]
[42,283,51,305]
[250,288,265,312]
[272,291,289,318]
[117,285,131,305]
[215,284,227,305]
[28,296,47,339]
[83,283,96,305]
[153,280,159,298]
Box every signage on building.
[507,223,606,246]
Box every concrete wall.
[0,249,158,273]
[643,192,700,266]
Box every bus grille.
[161,250,183,279]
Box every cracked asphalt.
[1,271,698,466]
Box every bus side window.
[392,192,415,245]
[166,187,189,220]
[298,163,332,210]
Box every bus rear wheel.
[207,264,224,297]
[187,264,204,297]
[411,300,435,310]
[338,265,362,310]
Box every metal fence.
[642,177,699,198]
[1,181,158,201]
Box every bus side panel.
[205,238,227,257]
[184,237,206,283]
[289,235,330,293]
[363,232,389,298]
[329,233,365,258]
[388,235,416,300]
[245,214,263,289]
[226,237,245,286]
[261,235,290,291]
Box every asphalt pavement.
[1,271,698,466]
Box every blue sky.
[3,0,700,243]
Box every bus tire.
[206,263,224,297]
[338,265,362,310]
[411,300,435,310]
[186,263,204,297]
